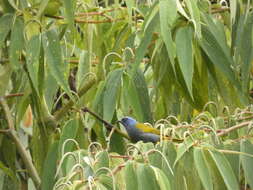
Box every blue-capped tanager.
[119,117,161,143]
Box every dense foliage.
[0,0,253,189]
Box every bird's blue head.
[120,117,137,129]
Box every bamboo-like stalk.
[0,98,41,188]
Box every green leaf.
[209,150,239,190]
[77,50,90,91]
[174,136,194,166]
[94,151,110,175]
[200,15,247,104]
[130,69,153,123]
[58,119,79,156]
[240,140,253,189]
[26,34,41,94]
[159,0,176,67]
[194,148,213,190]
[152,167,171,190]
[175,26,194,99]
[98,174,115,190]
[136,163,160,190]
[41,141,59,190]
[103,68,123,122]
[0,14,13,48]
[124,161,138,190]
[9,17,24,69]
[42,29,73,100]
[235,13,253,91]
[133,6,159,70]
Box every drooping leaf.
[9,17,24,69]
[130,69,153,123]
[0,14,13,48]
[209,150,239,190]
[152,167,171,190]
[41,141,59,190]
[124,161,138,190]
[103,68,123,122]
[194,148,213,190]
[26,35,41,94]
[77,50,90,91]
[42,29,73,100]
[159,0,176,67]
[136,163,160,190]
[175,26,194,99]
[240,140,253,189]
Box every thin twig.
[0,98,41,188]
[45,14,124,24]
[4,93,24,99]
[217,121,253,137]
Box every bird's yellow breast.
[135,123,160,135]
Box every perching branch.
[81,107,130,139]
[0,98,41,188]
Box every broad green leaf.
[130,69,153,123]
[77,50,90,91]
[58,119,79,156]
[240,140,253,189]
[98,174,115,190]
[91,81,107,145]
[194,148,213,190]
[41,141,59,190]
[94,151,110,175]
[200,15,246,103]
[175,26,194,99]
[136,163,160,190]
[124,161,138,190]
[152,167,171,190]
[26,35,41,94]
[9,17,24,69]
[209,150,239,190]
[0,14,13,48]
[159,0,176,67]
[133,8,159,70]
[235,13,253,92]
[103,68,123,122]
[42,29,73,100]
[174,136,194,166]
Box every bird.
[119,117,160,143]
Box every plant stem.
[0,98,41,188]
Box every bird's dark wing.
[139,133,160,143]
